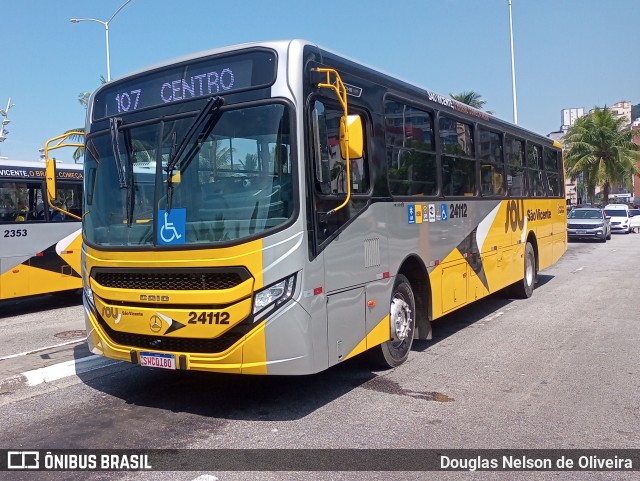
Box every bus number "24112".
[449,203,468,219]
[188,311,230,325]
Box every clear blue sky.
[0,0,638,162]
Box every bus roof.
[92,39,556,145]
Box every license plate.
[139,351,176,370]
[576,230,586,234]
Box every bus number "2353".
[188,311,230,325]
[4,229,27,238]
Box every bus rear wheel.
[511,242,536,299]
[371,274,415,368]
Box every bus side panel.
[0,258,30,299]
[0,223,82,300]
[385,200,503,320]
[28,226,82,296]
[553,201,568,265]
[526,199,563,271]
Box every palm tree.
[450,91,494,115]
[564,107,640,204]
[61,129,85,163]
[70,77,107,162]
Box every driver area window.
[312,100,369,196]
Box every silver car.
[567,208,611,242]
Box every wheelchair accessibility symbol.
[157,208,186,245]
[440,203,449,221]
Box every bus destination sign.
[93,50,276,120]
[0,166,83,181]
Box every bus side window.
[55,182,83,221]
[312,101,332,194]
[544,147,562,197]
[384,100,437,197]
[312,100,369,195]
[505,136,526,197]
[527,144,545,197]
[439,116,476,196]
[0,181,46,223]
[478,128,505,196]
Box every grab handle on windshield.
[45,131,84,220]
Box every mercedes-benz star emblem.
[149,315,163,333]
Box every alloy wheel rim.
[390,296,413,342]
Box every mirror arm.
[313,68,351,215]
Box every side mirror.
[45,157,58,204]
[339,114,363,160]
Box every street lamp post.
[70,0,133,81]
[508,0,518,125]
[0,98,15,143]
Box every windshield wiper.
[110,117,135,226]
[165,96,224,211]
[110,117,128,189]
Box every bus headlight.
[253,274,296,319]
[81,252,95,311]
[83,280,95,310]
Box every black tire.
[511,242,536,299]
[370,274,415,368]
[600,232,607,242]
[606,231,611,240]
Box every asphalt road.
[1,233,639,481]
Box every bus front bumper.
[83,294,318,375]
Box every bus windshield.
[83,102,294,247]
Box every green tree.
[450,91,494,115]
[61,129,85,163]
[564,107,640,204]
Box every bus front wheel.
[371,274,415,368]
[511,242,536,299]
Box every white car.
[604,204,631,234]
[629,208,640,233]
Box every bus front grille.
[568,224,599,230]
[92,267,250,291]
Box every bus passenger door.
[310,99,378,365]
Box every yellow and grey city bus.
[0,154,83,300]
[75,40,566,374]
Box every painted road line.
[22,355,122,386]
